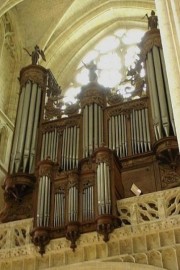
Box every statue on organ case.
[145,10,158,30]
[23,45,46,65]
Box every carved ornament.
[20,65,47,88]
[107,93,123,106]
[139,29,162,60]
[94,147,111,165]
[38,159,54,177]
[160,167,180,189]
[106,98,148,118]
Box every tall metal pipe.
[152,46,169,136]
[10,86,26,173]
[15,81,32,172]
[29,87,42,172]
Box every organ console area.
[0,26,180,255]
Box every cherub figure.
[146,10,158,30]
[24,45,46,65]
[83,60,98,82]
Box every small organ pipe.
[29,87,41,172]
[118,115,122,157]
[94,103,98,149]
[37,178,43,227]
[44,132,48,160]
[91,186,94,218]
[87,187,90,220]
[108,118,112,149]
[145,108,151,150]
[41,133,45,160]
[39,176,45,226]
[50,130,55,161]
[54,194,57,227]
[68,188,71,221]
[100,162,105,214]
[61,194,65,226]
[61,129,65,169]
[71,127,74,168]
[74,187,78,221]
[106,164,111,214]
[115,116,119,156]
[63,128,67,170]
[76,128,79,167]
[97,165,101,214]
[135,110,140,153]
[138,110,143,152]
[121,114,125,157]
[104,163,108,212]
[98,106,103,147]
[83,108,85,157]
[67,128,71,170]
[89,186,92,219]
[89,104,93,155]
[83,189,86,221]
[72,126,76,168]
[130,113,134,155]
[123,114,127,156]
[84,105,88,157]
[23,83,38,172]
[44,176,48,226]
[47,177,51,226]
[10,86,25,173]
[132,110,137,154]
[112,116,115,150]
[141,109,148,152]
[74,186,76,221]
[48,132,52,158]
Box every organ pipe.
[96,162,111,215]
[10,86,25,173]
[83,103,103,157]
[160,49,176,135]
[152,46,169,136]
[147,51,162,140]
[15,81,32,172]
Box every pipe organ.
[1,23,180,254]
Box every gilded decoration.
[106,97,148,118]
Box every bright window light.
[63,28,145,104]
[95,36,119,53]
[98,52,121,70]
[98,70,121,88]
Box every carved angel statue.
[83,60,98,82]
[24,45,46,65]
[145,10,158,30]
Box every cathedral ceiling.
[0,0,155,90]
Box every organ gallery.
[0,12,179,256]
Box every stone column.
[155,0,180,148]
